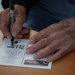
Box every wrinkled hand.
[26,18,75,62]
[0,4,29,38]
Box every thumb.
[11,18,23,37]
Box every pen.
[9,0,15,46]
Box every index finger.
[0,9,12,38]
[29,23,59,44]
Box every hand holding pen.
[0,1,29,42]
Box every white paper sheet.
[0,38,52,69]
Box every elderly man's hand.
[0,4,29,38]
[26,18,75,62]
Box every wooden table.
[0,30,75,75]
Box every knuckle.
[30,36,39,43]
[39,39,47,46]
[47,45,51,49]
[14,27,22,33]
[47,45,54,51]
[39,32,45,37]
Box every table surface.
[0,30,75,75]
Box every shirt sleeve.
[1,0,38,9]
[15,0,38,9]
[1,0,9,9]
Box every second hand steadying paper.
[9,0,15,46]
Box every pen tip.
[11,37,14,46]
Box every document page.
[0,38,52,69]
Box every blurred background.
[0,0,3,12]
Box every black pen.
[9,0,15,46]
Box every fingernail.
[29,40,32,44]
[46,59,51,62]
[12,31,17,37]
[33,54,38,59]
[46,59,49,62]
[29,40,33,44]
